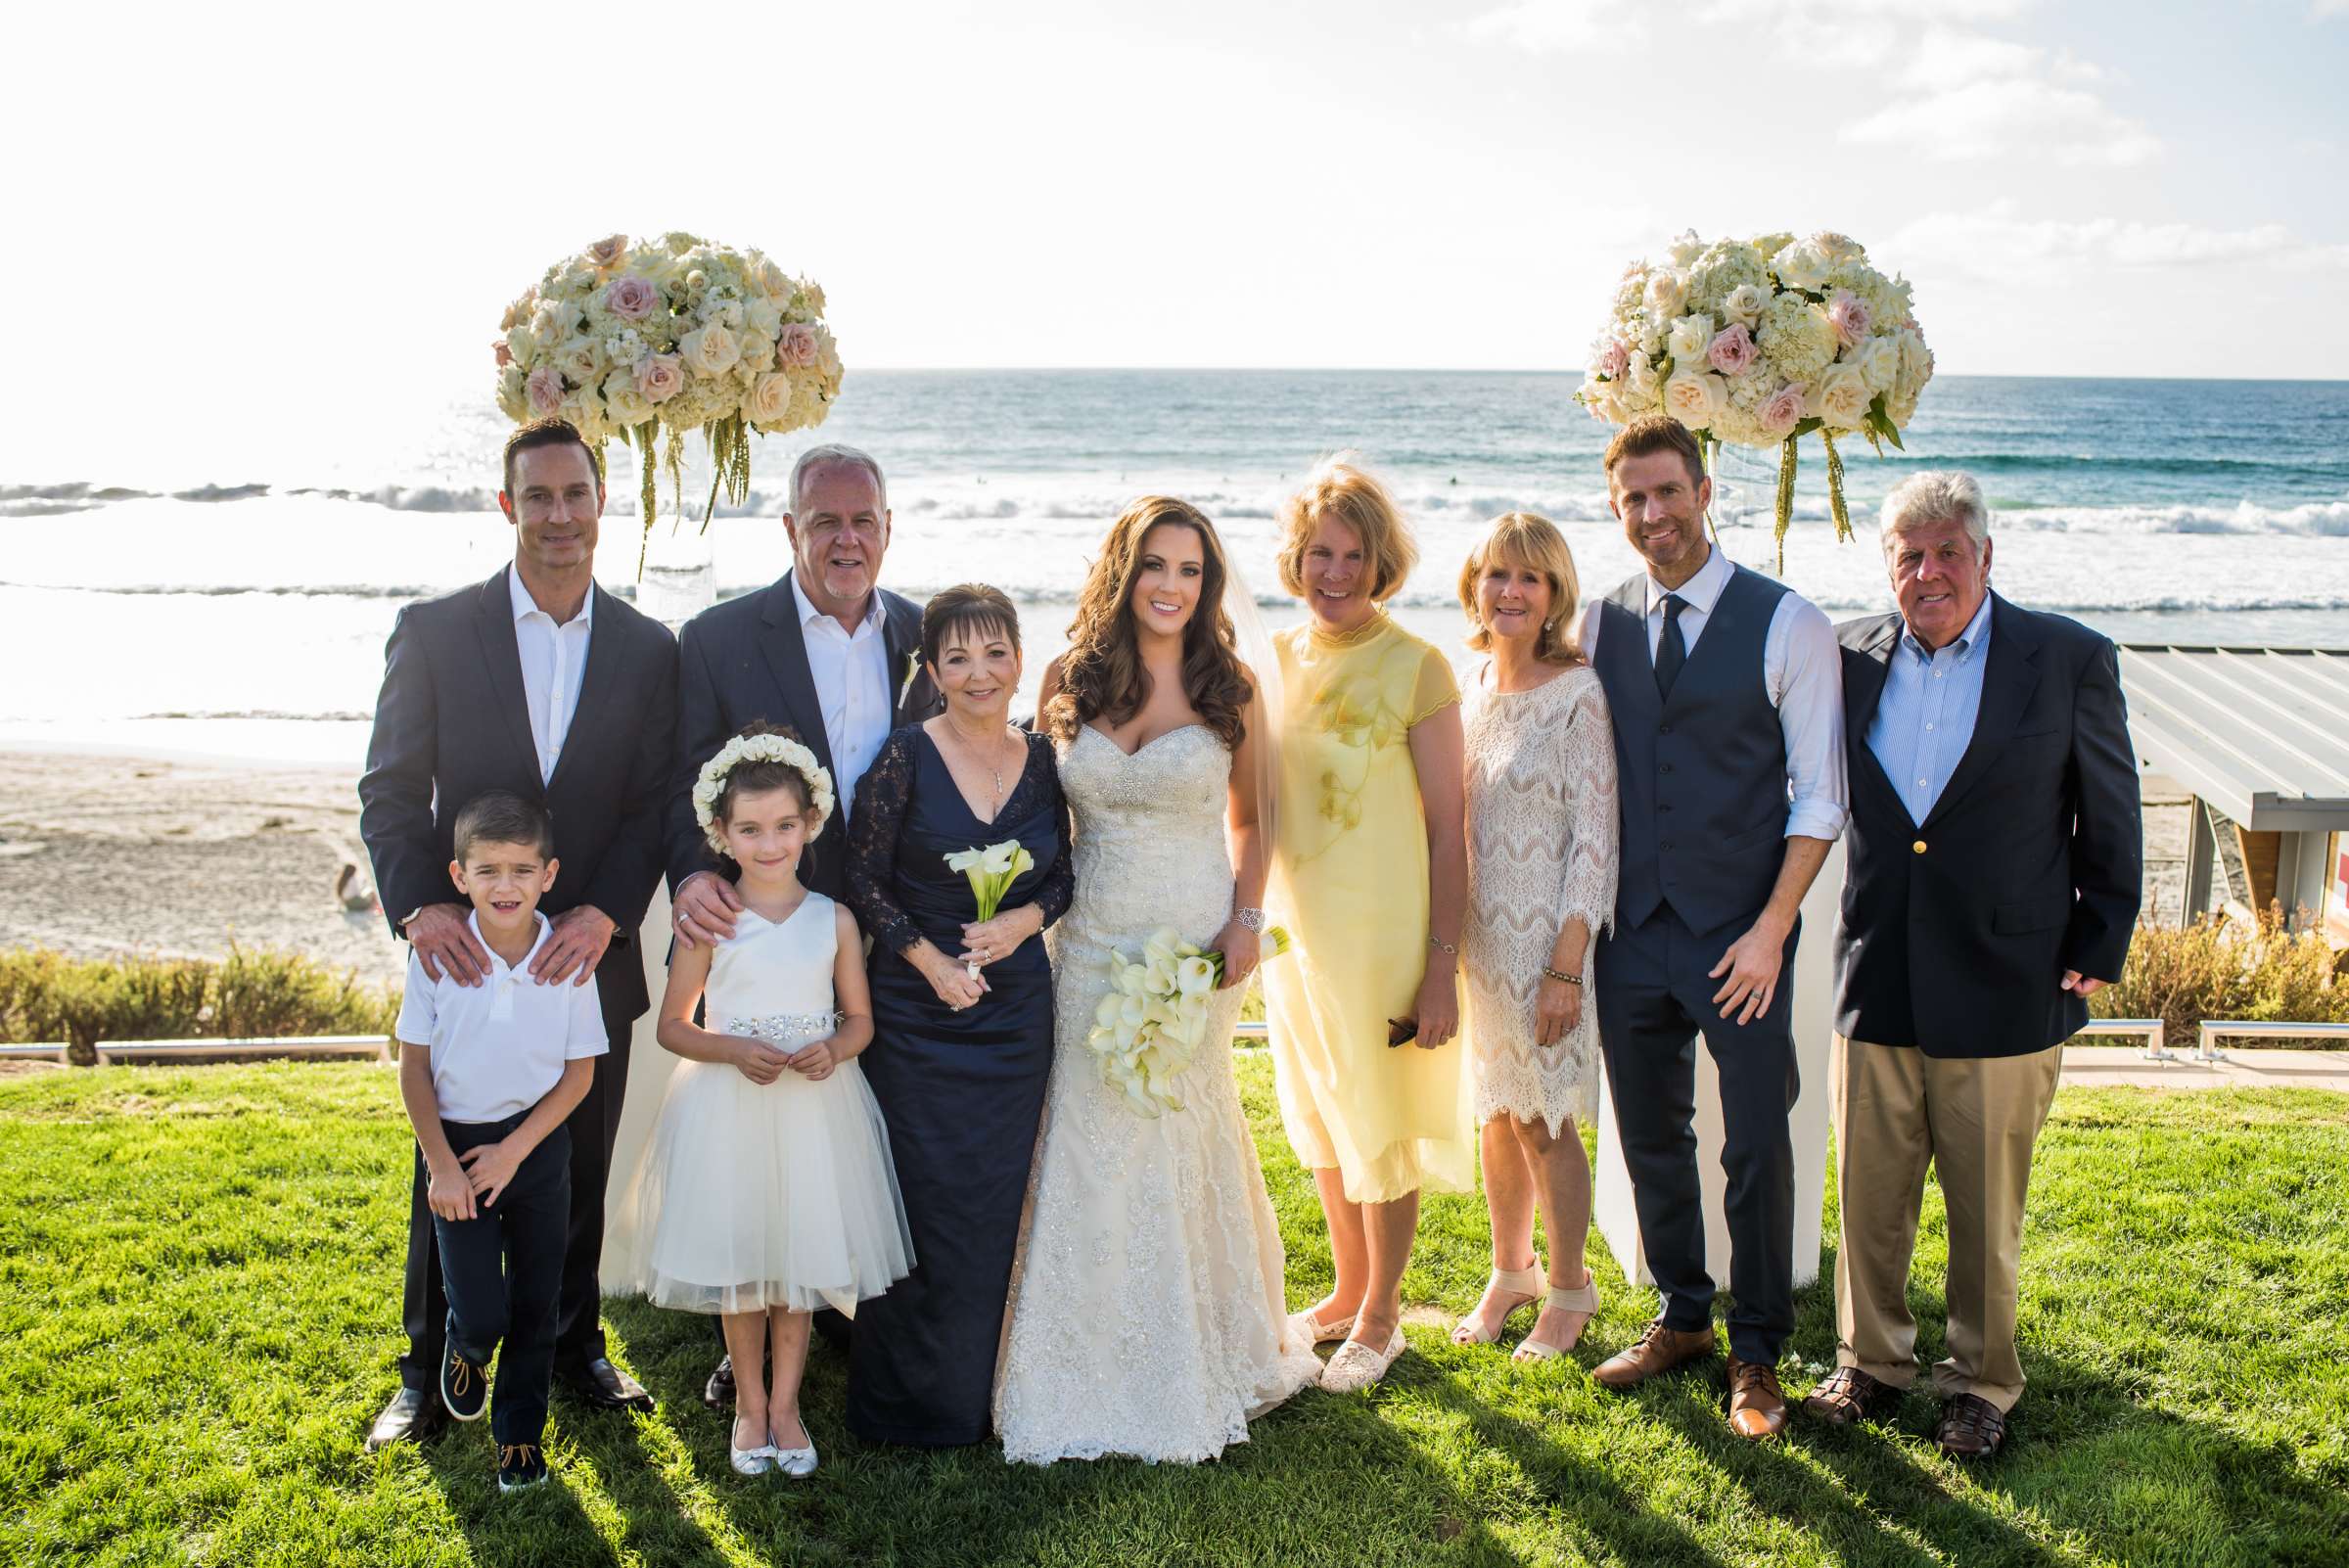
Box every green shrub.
[0,946,398,1064]
[2093,907,2349,1046]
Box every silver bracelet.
[1428,934,1459,957]
[1234,906,1267,933]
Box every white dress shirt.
[1868,591,1994,825]
[791,573,893,815]
[394,911,609,1123]
[1576,543,1848,843]
[508,566,593,785]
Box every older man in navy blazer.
[661,442,941,1407]
[359,419,677,1448]
[1805,470,2140,1458]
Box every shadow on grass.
[1769,1256,2349,1568]
[607,1299,1538,1568]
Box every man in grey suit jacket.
[1805,470,2140,1458]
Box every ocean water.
[3,371,2344,763]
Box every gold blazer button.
[1911,839,1927,854]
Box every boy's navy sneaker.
[496,1443,549,1493]
[440,1348,488,1423]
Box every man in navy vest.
[1580,416,1847,1440]
[1803,471,2137,1457]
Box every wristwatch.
[396,906,425,936]
[1233,906,1267,933]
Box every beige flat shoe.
[1290,1304,1357,1347]
[1511,1277,1600,1363]
[1451,1264,1544,1346]
[1319,1327,1406,1393]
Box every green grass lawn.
[2,1059,2344,1568]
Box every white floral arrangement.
[493,232,844,564]
[1088,925,1290,1118]
[692,733,836,854]
[1575,230,1934,558]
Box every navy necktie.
[1653,593,1688,699]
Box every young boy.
[395,791,607,1492]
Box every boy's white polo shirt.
[395,910,608,1124]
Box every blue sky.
[7,0,2344,436]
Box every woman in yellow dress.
[1264,453,1470,1393]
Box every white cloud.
[1844,72,2159,165]
[1889,206,2349,278]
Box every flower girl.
[627,724,912,1477]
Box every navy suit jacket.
[1832,593,2141,1057]
[667,572,941,901]
[358,566,679,1020]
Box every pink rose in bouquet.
[605,275,659,321]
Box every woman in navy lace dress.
[844,584,1072,1446]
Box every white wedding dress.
[994,724,1320,1464]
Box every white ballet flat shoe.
[1451,1264,1544,1346]
[772,1442,818,1479]
[728,1441,775,1476]
[1511,1277,1601,1363]
[1318,1327,1406,1394]
[1289,1304,1358,1347]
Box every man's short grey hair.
[1879,469,1989,552]
[788,443,888,516]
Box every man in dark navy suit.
[662,442,940,1405]
[358,419,677,1449]
[1579,416,1849,1441]
[1804,470,2138,1457]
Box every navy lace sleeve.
[846,727,927,958]
[1030,731,1076,930]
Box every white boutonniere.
[897,651,923,711]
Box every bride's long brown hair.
[1045,496,1255,750]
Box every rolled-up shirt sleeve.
[1768,594,1848,843]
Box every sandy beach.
[0,749,404,986]
[0,744,2190,992]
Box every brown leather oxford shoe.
[1591,1319,1717,1390]
[1726,1356,1788,1440]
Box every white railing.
[2197,1019,2349,1059]
[2073,1018,2171,1060]
[0,1036,390,1066]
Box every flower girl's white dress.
[622,893,911,1315]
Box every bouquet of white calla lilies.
[1087,924,1292,1118]
[946,839,1035,980]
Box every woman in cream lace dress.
[1450,513,1620,1364]
[994,497,1318,1464]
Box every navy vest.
[1591,562,1791,935]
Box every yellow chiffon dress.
[1263,611,1473,1205]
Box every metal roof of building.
[2118,645,2349,831]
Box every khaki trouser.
[1831,1036,2062,1412]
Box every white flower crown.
[692,733,836,855]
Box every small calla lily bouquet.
[1087,925,1292,1118]
[945,839,1034,980]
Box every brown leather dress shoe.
[1934,1393,2008,1458]
[1591,1319,1717,1390]
[1803,1365,1900,1427]
[1726,1357,1788,1439]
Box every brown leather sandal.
[1935,1392,2008,1457]
[1803,1366,1900,1427]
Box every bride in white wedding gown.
[995,498,1320,1464]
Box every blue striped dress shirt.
[1866,594,1994,825]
